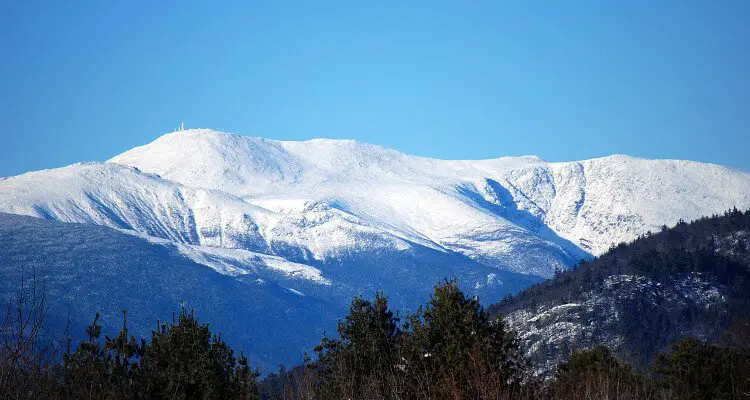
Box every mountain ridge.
[2,128,750,368]
[489,209,750,375]
[110,128,747,167]
[3,129,750,277]
[109,129,750,256]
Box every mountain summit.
[111,129,750,258]
[1,128,749,367]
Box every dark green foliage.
[655,337,750,400]
[306,281,531,400]
[138,308,259,399]
[546,340,750,400]
[61,308,259,399]
[63,312,143,399]
[556,346,623,377]
[490,208,750,368]
[312,292,403,399]
[553,346,655,399]
[5,210,750,399]
[402,280,527,398]
[493,209,750,310]
[4,275,750,400]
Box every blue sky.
[1,1,748,176]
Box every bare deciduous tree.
[0,267,65,400]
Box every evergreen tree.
[313,293,402,399]
[62,308,260,399]
[140,308,259,399]
[553,346,652,400]
[63,313,118,399]
[655,337,750,400]
[403,280,527,398]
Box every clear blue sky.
[1,1,749,176]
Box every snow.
[2,128,750,282]
[110,129,750,263]
[128,229,332,284]
[1,127,748,371]
[505,272,729,375]
[526,303,582,324]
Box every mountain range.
[1,128,749,369]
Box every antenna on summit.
[178,121,185,132]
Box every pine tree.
[63,313,117,399]
[140,307,259,399]
[403,280,527,398]
[62,308,260,399]
[655,337,750,400]
[313,292,402,399]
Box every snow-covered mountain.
[5,129,750,273]
[1,128,749,368]
[108,129,750,259]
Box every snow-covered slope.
[111,129,750,257]
[0,162,417,267]
[3,129,750,280]
[1,128,749,369]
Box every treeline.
[3,209,750,399]
[1,278,749,399]
[489,208,750,368]
[259,281,750,400]
[0,277,259,400]
[493,208,750,312]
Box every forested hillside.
[490,208,750,373]
[3,210,749,399]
